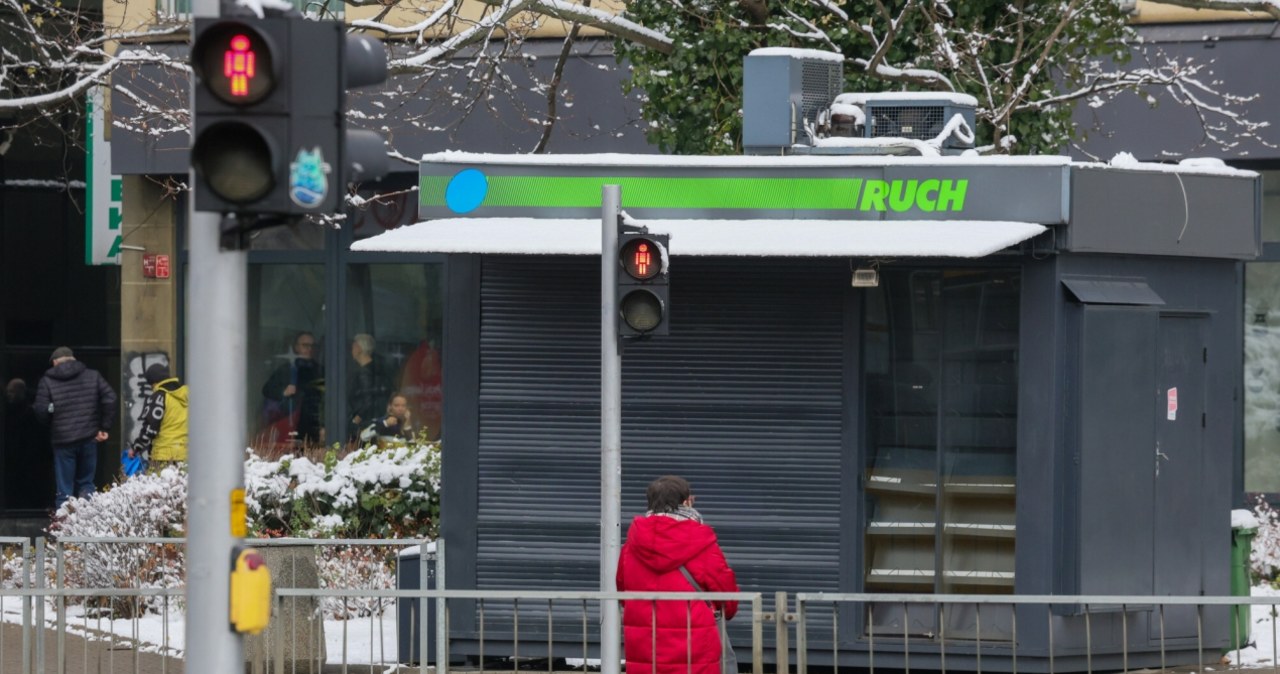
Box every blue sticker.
[445,169,489,214]
[290,147,331,209]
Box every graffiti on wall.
[123,351,169,446]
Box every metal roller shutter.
[476,255,847,602]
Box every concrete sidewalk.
[0,621,437,674]
[1,620,184,673]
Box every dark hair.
[144,363,171,385]
[646,475,691,514]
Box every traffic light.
[617,230,670,337]
[190,15,389,217]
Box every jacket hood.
[45,360,86,381]
[625,514,719,574]
[156,379,188,405]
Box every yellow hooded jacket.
[133,377,189,462]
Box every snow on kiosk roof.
[351,152,1260,261]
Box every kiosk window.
[247,265,326,450]
[1245,262,1280,493]
[863,269,1018,638]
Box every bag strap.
[679,565,717,613]
[678,565,704,592]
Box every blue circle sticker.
[445,169,489,214]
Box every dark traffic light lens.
[620,289,664,333]
[620,238,662,280]
[192,122,274,204]
[193,22,275,105]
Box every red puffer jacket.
[616,514,738,674]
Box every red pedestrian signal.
[194,22,276,106]
[616,232,670,337]
[621,239,659,280]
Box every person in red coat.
[617,476,739,674]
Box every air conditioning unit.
[742,48,844,155]
[832,92,977,151]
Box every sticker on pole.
[230,488,247,537]
[1167,387,1178,421]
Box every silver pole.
[600,185,622,674]
[185,0,247,665]
[435,538,447,674]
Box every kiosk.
[355,149,1259,671]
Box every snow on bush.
[1251,495,1280,583]
[45,440,441,618]
[47,467,188,616]
[245,440,441,539]
[317,545,398,619]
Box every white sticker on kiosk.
[1167,387,1178,421]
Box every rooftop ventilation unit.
[742,48,844,156]
[827,92,978,153]
[741,49,978,156]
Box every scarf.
[646,504,703,524]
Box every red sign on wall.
[142,254,171,279]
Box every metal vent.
[798,59,842,141]
[869,105,947,141]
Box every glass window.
[246,221,326,251]
[863,269,1018,639]
[248,265,326,451]
[345,264,444,446]
[1245,262,1280,492]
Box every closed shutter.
[476,256,847,599]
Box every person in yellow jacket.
[128,363,188,473]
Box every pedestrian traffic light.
[190,15,389,217]
[617,231,670,337]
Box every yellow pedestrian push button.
[229,546,272,634]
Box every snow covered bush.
[245,439,441,539]
[44,439,440,618]
[47,466,188,616]
[1251,495,1280,583]
[316,545,397,619]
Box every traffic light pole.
[186,0,247,672]
[600,185,622,674]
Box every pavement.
[1,619,183,673]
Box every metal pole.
[600,185,622,674]
[184,211,247,674]
[185,0,247,664]
[436,538,447,674]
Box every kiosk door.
[1152,315,1208,640]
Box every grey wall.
[111,38,655,175]
[1072,22,1280,162]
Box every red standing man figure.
[225,34,256,97]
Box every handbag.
[679,566,738,674]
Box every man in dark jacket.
[346,333,394,441]
[33,347,117,509]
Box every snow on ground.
[0,594,400,667]
[1225,585,1280,666]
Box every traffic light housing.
[617,230,670,337]
[190,16,389,217]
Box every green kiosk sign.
[417,155,1072,224]
[423,174,969,214]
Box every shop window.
[247,265,326,451]
[344,264,444,445]
[1245,262,1280,492]
[863,269,1018,638]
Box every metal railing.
[4,536,1277,674]
[794,592,1278,674]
